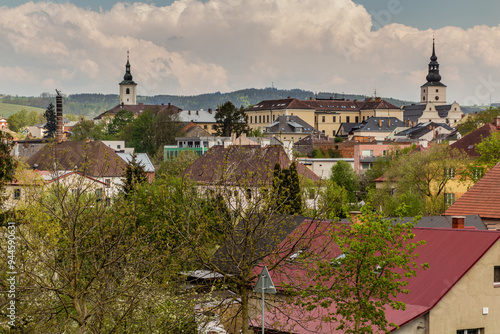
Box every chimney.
[350,211,362,224]
[208,108,213,114]
[56,90,63,140]
[188,110,191,115]
[375,97,381,102]
[378,119,382,127]
[495,117,500,129]
[309,97,313,100]
[451,216,465,229]
[369,98,373,102]
[388,119,391,127]
[168,103,171,107]
[196,110,199,115]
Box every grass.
[0,102,45,118]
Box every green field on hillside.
[0,102,45,118]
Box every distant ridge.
[1,88,415,118]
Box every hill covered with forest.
[1,88,415,118]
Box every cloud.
[0,0,499,105]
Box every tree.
[0,132,16,202]
[43,103,57,138]
[373,144,470,215]
[122,154,149,196]
[5,161,194,333]
[457,107,500,136]
[107,109,134,135]
[214,101,249,137]
[70,119,107,141]
[272,162,303,215]
[285,208,427,334]
[330,161,359,197]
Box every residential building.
[392,122,454,142]
[254,220,500,333]
[25,140,129,196]
[353,141,414,174]
[263,115,318,143]
[296,158,354,179]
[116,152,155,183]
[349,117,407,141]
[177,109,217,134]
[450,119,500,158]
[445,162,500,230]
[246,97,402,137]
[0,117,8,129]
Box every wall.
[428,240,500,332]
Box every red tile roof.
[450,123,498,157]
[445,162,500,218]
[255,222,500,333]
[184,145,321,185]
[26,140,128,177]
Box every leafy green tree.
[330,160,358,199]
[0,132,16,201]
[70,119,107,141]
[157,150,198,178]
[214,101,249,137]
[457,107,500,136]
[287,207,427,334]
[43,103,57,138]
[107,109,134,135]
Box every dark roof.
[184,145,321,185]
[402,104,456,122]
[211,215,309,276]
[445,162,500,219]
[395,215,486,230]
[247,98,314,111]
[337,122,362,135]
[26,140,128,177]
[450,123,498,157]
[258,223,500,333]
[265,115,317,134]
[395,122,452,139]
[94,103,182,120]
[184,124,211,137]
[358,99,399,110]
[354,117,405,133]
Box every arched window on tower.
[126,88,130,94]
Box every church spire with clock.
[119,51,137,105]
[420,39,447,105]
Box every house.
[450,119,500,158]
[252,220,500,333]
[246,97,402,137]
[402,40,463,126]
[0,117,8,129]
[445,162,500,230]
[116,152,155,183]
[392,122,454,142]
[352,141,414,174]
[349,117,407,141]
[263,115,318,143]
[25,140,129,196]
[296,158,355,179]
[177,109,217,134]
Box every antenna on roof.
[373,87,378,98]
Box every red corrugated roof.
[450,123,498,157]
[255,223,500,333]
[445,162,500,218]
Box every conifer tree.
[43,103,57,138]
[122,154,148,196]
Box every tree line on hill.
[2,88,414,118]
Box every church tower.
[119,51,137,105]
[420,39,446,105]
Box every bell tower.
[119,51,137,105]
[420,39,446,105]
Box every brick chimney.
[378,119,382,127]
[196,110,199,115]
[56,89,63,140]
[451,216,465,229]
[188,110,191,115]
[375,97,381,102]
[494,117,500,129]
[208,108,213,114]
[388,119,391,127]
[350,211,362,224]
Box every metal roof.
[117,153,155,173]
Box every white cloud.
[0,0,500,105]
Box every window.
[117,144,121,149]
[361,162,372,170]
[273,115,275,121]
[104,179,111,188]
[204,125,208,129]
[259,115,262,123]
[346,116,350,123]
[212,125,216,130]
[249,116,252,124]
[444,193,455,206]
[355,116,359,123]
[494,266,500,287]
[436,89,439,92]
[126,88,130,94]
[339,116,342,123]
[445,167,455,179]
[267,115,269,123]
[435,96,440,101]
[13,188,21,199]
[382,150,387,156]
[423,96,426,101]
[333,116,336,123]
[246,188,252,200]
[95,188,103,201]
[457,329,483,334]
[423,89,426,93]
[322,116,325,122]
[361,150,374,157]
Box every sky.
[2,0,500,105]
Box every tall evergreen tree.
[214,101,249,137]
[122,154,149,196]
[43,103,57,138]
[272,162,302,214]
